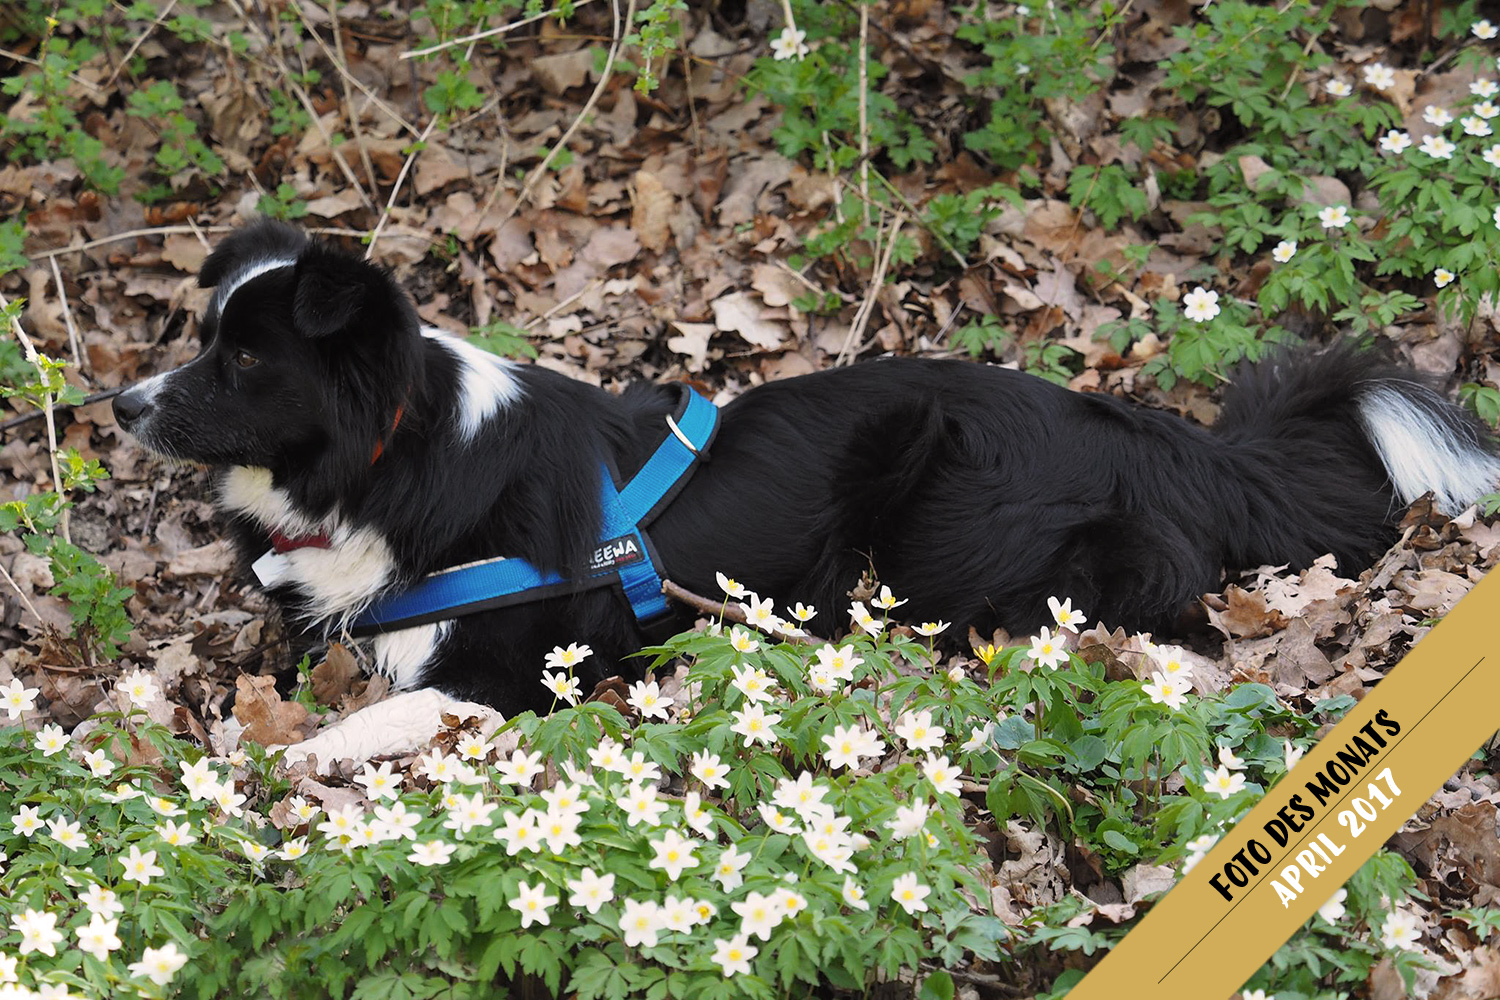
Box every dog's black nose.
[112,388,151,427]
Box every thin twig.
[661,580,816,646]
[502,0,636,227]
[0,387,124,435]
[294,3,419,137]
[401,0,599,60]
[0,46,102,91]
[366,117,440,260]
[0,291,69,543]
[858,2,870,227]
[47,257,83,373]
[31,225,237,260]
[836,212,905,366]
[325,0,382,206]
[0,558,44,630]
[101,0,179,88]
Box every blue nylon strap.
[350,387,717,634]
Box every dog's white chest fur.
[218,465,439,689]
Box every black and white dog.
[112,221,1500,766]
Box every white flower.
[82,748,115,778]
[80,884,123,919]
[1380,909,1423,951]
[118,669,161,709]
[495,748,544,786]
[893,710,945,754]
[771,772,830,822]
[690,750,731,790]
[758,803,801,834]
[1182,286,1221,323]
[1476,100,1499,120]
[1325,79,1352,97]
[566,867,616,914]
[627,679,674,721]
[922,753,964,796]
[75,913,122,961]
[1473,79,1499,99]
[617,783,669,829]
[1142,672,1190,711]
[711,935,758,977]
[510,880,559,928]
[1378,130,1411,154]
[683,791,715,837]
[454,732,491,762]
[354,761,401,801]
[890,872,932,915]
[493,809,543,855]
[1284,740,1305,770]
[148,796,185,818]
[540,781,589,819]
[1476,18,1498,39]
[408,839,457,866]
[1317,204,1351,229]
[1434,268,1456,288]
[870,585,907,610]
[1423,104,1453,127]
[545,643,593,670]
[913,620,950,637]
[541,670,582,706]
[1152,644,1192,680]
[1185,834,1218,853]
[179,758,220,801]
[538,808,583,853]
[842,877,871,911]
[286,795,321,824]
[214,783,247,817]
[730,703,781,747]
[885,800,929,840]
[1319,887,1348,923]
[649,829,701,881]
[715,572,748,598]
[0,678,38,720]
[128,941,188,985]
[620,751,662,784]
[961,722,995,753]
[712,844,752,890]
[278,837,310,860]
[849,601,882,637]
[1027,627,1069,669]
[1047,596,1087,631]
[1218,745,1245,770]
[12,909,63,956]
[10,806,42,838]
[790,602,817,622]
[1271,240,1297,263]
[1202,765,1247,800]
[775,888,808,921]
[619,898,664,948]
[730,664,777,704]
[35,724,69,757]
[155,819,197,848]
[120,845,165,885]
[587,737,625,773]
[443,792,498,837]
[738,594,779,631]
[1463,115,1493,137]
[1362,62,1395,91]
[1420,133,1457,159]
[732,891,784,941]
[814,644,861,682]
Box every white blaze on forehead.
[209,257,299,320]
[422,328,524,441]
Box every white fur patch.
[372,621,451,690]
[1358,383,1500,514]
[421,328,523,441]
[277,687,501,773]
[211,257,298,319]
[220,465,395,625]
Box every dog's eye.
[234,350,260,369]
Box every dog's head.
[113,221,421,471]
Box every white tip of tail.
[1358,383,1500,515]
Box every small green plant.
[950,314,1010,358]
[470,319,539,360]
[256,183,310,222]
[125,80,225,202]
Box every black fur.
[112,222,1500,717]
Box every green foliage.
[1068,165,1149,230]
[257,183,310,221]
[469,319,539,360]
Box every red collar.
[268,398,407,553]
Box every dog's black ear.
[290,244,397,338]
[198,220,307,288]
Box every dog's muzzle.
[112,384,155,432]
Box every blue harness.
[350,386,719,636]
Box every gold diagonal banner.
[1066,567,1500,1000]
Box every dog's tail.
[1209,343,1500,571]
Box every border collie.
[111,221,1500,767]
